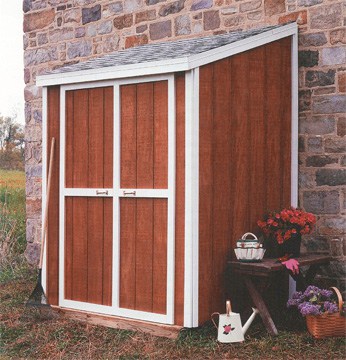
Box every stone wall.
[23,0,346,287]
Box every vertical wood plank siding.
[64,87,113,305]
[198,38,292,323]
[47,86,60,305]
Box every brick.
[82,4,101,25]
[149,20,172,40]
[125,34,148,49]
[306,70,335,88]
[239,0,261,13]
[279,10,307,25]
[298,32,327,47]
[321,47,346,66]
[307,136,323,153]
[175,15,191,36]
[300,115,335,135]
[313,95,346,114]
[310,4,342,30]
[67,40,92,59]
[298,0,322,6]
[265,0,285,16]
[325,137,346,153]
[204,10,220,31]
[114,14,133,30]
[159,0,185,17]
[224,14,245,27]
[191,0,213,11]
[298,50,318,68]
[306,155,338,168]
[337,117,346,137]
[330,28,346,45]
[316,169,346,186]
[338,73,346,93]
[299,89,312,111]
[24,9,56,33]
[303,190,340,214]
[135,10,156,24]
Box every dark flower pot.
[278,234,302,258]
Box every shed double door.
[60,78,175,324]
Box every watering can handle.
[211,312,220,329]
[226,300,232,315]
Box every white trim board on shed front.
[36,23,297,87]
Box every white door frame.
[57,75,176,325]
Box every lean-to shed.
[37,22,298,331]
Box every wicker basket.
[306,287,346,339]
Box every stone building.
[24,0,345,288]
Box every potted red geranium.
[257,207,316,258]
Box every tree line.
[0,115,24,171]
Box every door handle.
[123,190,136,196]
[96,190,108,195]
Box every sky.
[0,1,25,124]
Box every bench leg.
[243,276,279,336]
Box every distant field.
[0,169,25,189]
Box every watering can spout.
[242,308,259,335]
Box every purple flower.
[323,301,338,314]
[298,302,322,316]
[320,289,333,299]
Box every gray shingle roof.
[47,24,285,75]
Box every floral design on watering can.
[223,324,235,335]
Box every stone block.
[137,25,148,33]
[264,0,285,16]
[175,15,191,36]
[24,85,42,102]
[146,0,166,5]
[24,242,40,266]
[298,135,305,152]
[125,34,148,49]
[64,8,81,23]
[325,137,346,153]
[102,34,120,53]
[124,0,143,12]
[247,11,262,20]
[298,50,318,68]
[74,0,96,5]
[305,70,335,88]
[49,27,74,43]
[26,197,42,218]
[114,14,133,30]
[323,261,346,278]
[298,0,322,6]
[149,20,172,40]
[67,40,92,59]
[316,169,346,186]
[299,115,335,135]
[98,20,113,35]
[302,235,329,252]
[82,4,101,25]
[239,0,261,13]
[329,238,344,257]
[313,95,346,115]
[26,218,42,244]
[224,14,245,27]
[26,178,42,198]
[306,155,338,167]
[23,0,32,13]
[320,47,346,66]
[135,10,156,24]
[221,6,238,15]
[313,87,336,96]
[337,117,346,137]
[303,190,340,214]
[341,155,346,167]
[330,28,346,45]
[310,3,342,30]
[307,136,323,153]
[298,32,327,47]
[191,0,213,11]
[338,72,346,93]
[24,9,55,32]
[24,47,58,67]
[159,0,185,17]
[37,33,48,46]
[204,10,220,31]
[75,27,86,38]
[299,171,315,189]
[24,68,31,84]
[25,163,42,179]
[103,2,123,17]
[299,89,312,111]
[279,10,307,25]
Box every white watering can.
[211,300,259,343]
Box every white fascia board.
[187,22,298,69]
[36,57,190,87]
[36,23,297,87]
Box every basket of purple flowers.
[287,286,345,339]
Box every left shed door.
[61,87,114,308]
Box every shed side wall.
[198,38,292,324]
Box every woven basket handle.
[241,232,258,240]
[330,287,344,314]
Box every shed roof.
[36,22,297,86]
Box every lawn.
[0,169,345,359]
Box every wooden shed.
[37,23,298,331]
